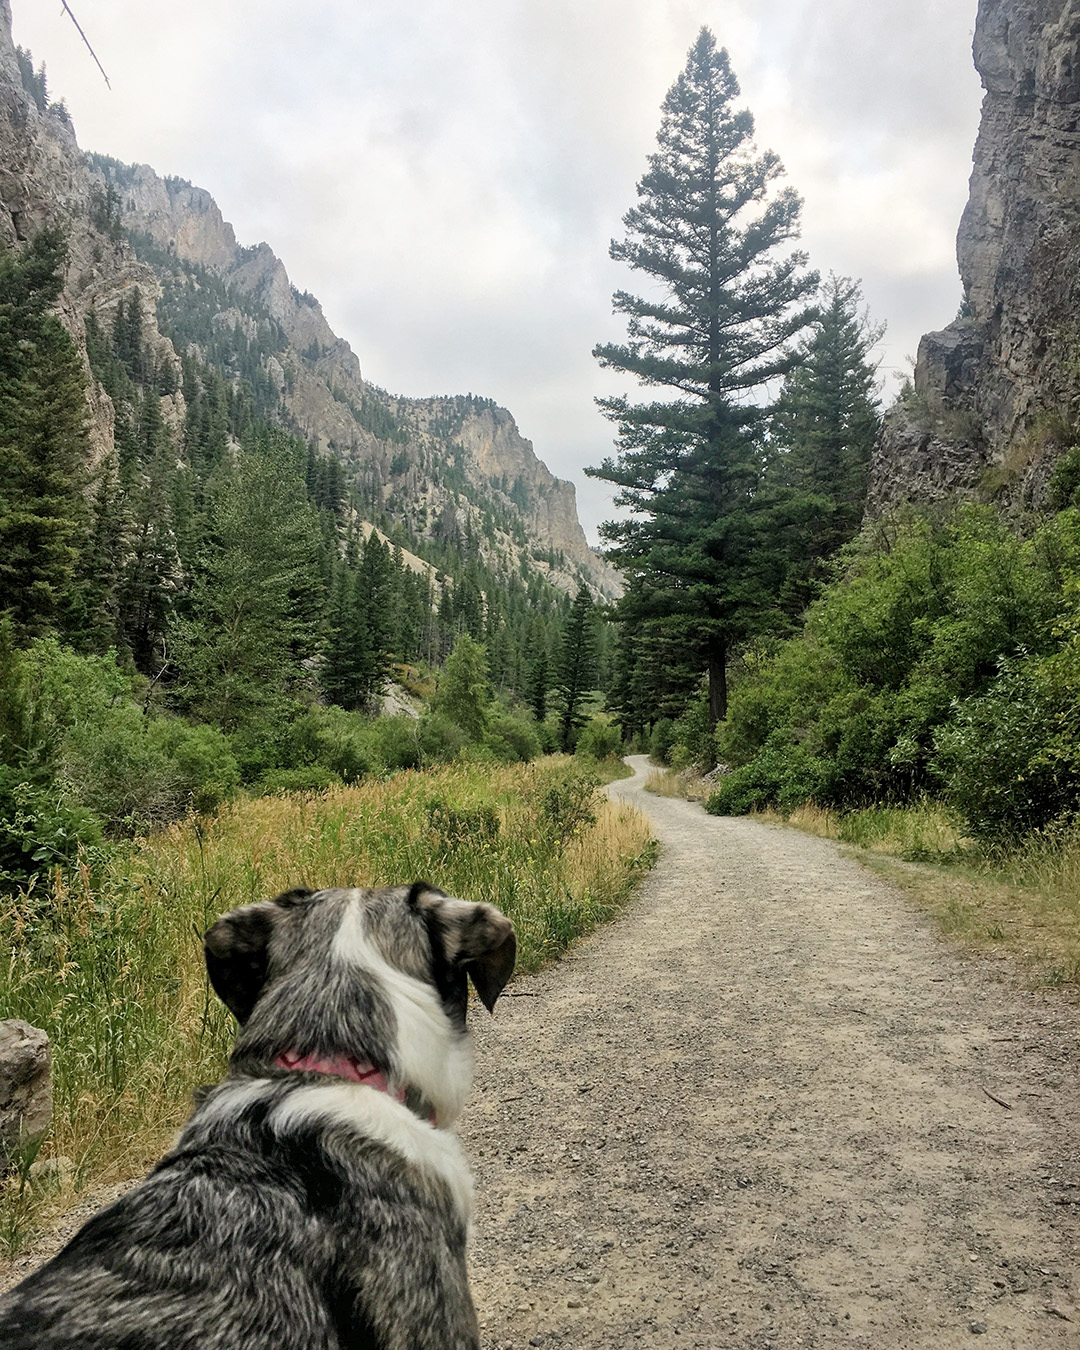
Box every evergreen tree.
[554,585,597,751]
[323,562,370,710]
[588,29,817,722]
[770,274,882,595]
[0,227,90,639]
[68,455,126,652]
[171,432,324,732]
[527,649,548,724]
[433,633,490,741]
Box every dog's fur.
[0,882,516,1349]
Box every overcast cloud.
[14,1,982,540]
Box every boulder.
[0,1019,52,1167]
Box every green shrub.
[484,711,541,763]
[574,716,623,761]
[934,658,1080,840]
[0,767,102,883]
[156,722,240,814]
[668,696,714,771]
[416,711,468,764]
[259,764,342,795]
[371,716,424,772]
[649,718,677,764]
[62,711,241,829]
[712,505,1080,818]
[1049,445,1080,510]
[705,741,830,816]
[290,706,373,783]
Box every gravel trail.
[463,756,1080,1349]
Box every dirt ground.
[462,756,1080,1349]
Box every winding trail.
[463,756,1080,1349]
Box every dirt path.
[463,756,1080,1349]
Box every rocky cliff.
[868,0,1080,514]
[0,0,180,469]
[0,0,618,598]
[91,160,619,597]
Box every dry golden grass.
[644,768,709,801]
[0,757,655,1254]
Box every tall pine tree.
[770,274,882,598]
[554,585,597,751]
[588,29,817,722]
[0,227,90,639]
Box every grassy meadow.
[0,756,654,1255]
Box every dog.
[0,882,516,1349]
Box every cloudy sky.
[14,1,983,541]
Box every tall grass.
[0,758,654,1254]
[775,798,968,858]
[644,768,708,801]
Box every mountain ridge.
[0,0,618,600]
[92,154,621,598]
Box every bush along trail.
[462,757,1080,1349]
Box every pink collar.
[273,1049,437,1126]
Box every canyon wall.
[869,0,1080,514]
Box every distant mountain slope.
[92,158,621,598]
[0,0,617,600]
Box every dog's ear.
[204,901,284,1024]
[413,885,517,1012]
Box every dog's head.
[203,884,515,1125]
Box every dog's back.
[0,883,515,1349]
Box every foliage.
[170,428,324,733]
[575,716,623,762]
[432,633,491,741]
[769,274,883,606]
[666,693,717,772]
[588,28,817,723]
[705,741,829,815]
[0,228,90,639]
[483,709,542,763]
[709,505,1080,834]
[934,601,1080,840]
[553,585,597,750]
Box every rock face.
[869,0,1080,514]
[0,0,618,598]
[0,0,180,470]
[0,1020,51,1165]
[108,160,619,595]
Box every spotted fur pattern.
[0,883,516,1349]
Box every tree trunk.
[706,640,727,725]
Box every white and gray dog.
[0,882,516,1349]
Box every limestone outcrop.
[0,0,180,470]
[97,160,619,595]
[869,0,1080,515]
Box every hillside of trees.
[0,216,614,889]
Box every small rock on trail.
[463,756,1080,1348]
